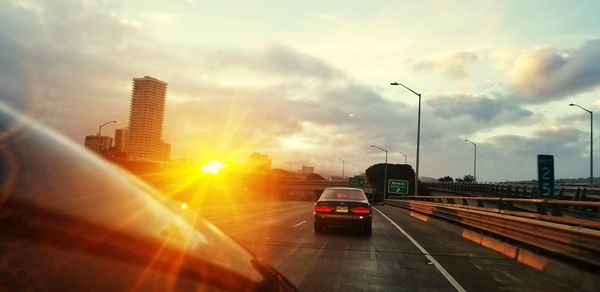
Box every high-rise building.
[114,128,128,153]
[125,76,167,161]
[247,152,272,172]
[84,135,113,153]
[301,165,314,174]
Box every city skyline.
[1,1,600,181]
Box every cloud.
[420,127,589,181]
[490,128,582,156]
[502,40,600,102]
[475,127,591,180]
[0,0,141,138]
[0,0,410,169]
[426,93,533,124]
[0,0,595,181]
[414,52,479,79]
[197,45,343,81]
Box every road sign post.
[388,179,409,195]
[348,176,365,187]
[537,155,555,198]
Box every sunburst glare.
[200,160,225,174]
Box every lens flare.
[200,160,225,174]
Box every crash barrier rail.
[423,181,600,201]
[423,182,600,219]
[391,196,600,229]
[385,198,600,268]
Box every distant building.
[124,76,168,161]
[301,165,314,175]
[161,141,171,161]
[247,152,272,172]
[84,135,113,153]
[114,128,128,153]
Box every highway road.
[196,201,577,291]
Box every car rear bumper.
[314,213,372,225]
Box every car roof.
[324,187,365,191]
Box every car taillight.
[314,205,333,213]
[351,207,371,214]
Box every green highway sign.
[348,176,365,187]
[537,155,555,198]
[388,179,409,195]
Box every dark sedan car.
[313,187,372,235]
[0,102,296,291]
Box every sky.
[1,0,600,181]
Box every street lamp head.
[569,103,575,106]
[390,82,399,86]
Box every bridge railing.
[423,181,600,201]
[392,195,600,226]
[421,182,600,220]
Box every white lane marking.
[502,271,522,284]
[374,208,467,292]
[291,220,307,228]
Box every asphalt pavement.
[197,201,577,292]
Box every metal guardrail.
[423,182,600,220]
[394,196,600,229]
[385,198,600,268]
[423,182,600,201]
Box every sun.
[200,160,225,174]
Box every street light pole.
[398,151,407,164]
[465,139,477,181]
[569,103,593,185]
[391,82,422,195]
[370,145,388,199]
[97,120,117,152]
[340,159,345,179]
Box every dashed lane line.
[374,207,467,292]
[291,220,307,228]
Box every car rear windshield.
[320,189,366,200]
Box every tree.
[463,175,475,182]
[365,163,416,198]
[438,176,453,182]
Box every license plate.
[335,206,349,213]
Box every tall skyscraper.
[125,76,167,161]
[114,128,128,153]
